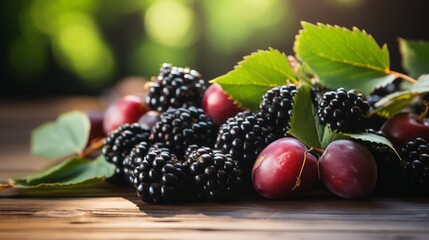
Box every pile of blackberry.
[145,63,207,112]
[102,62,429,203]
[317,88,370,133]
[101,64,244,203]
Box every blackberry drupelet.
[134,146,187,203]
[123,141,150,185]
[318,88,370,133]
[399,138,429,193]
[259,85,298,134]
[102,123,151,180]
[145,64,207,112]
[151,106,216,157]
[215,112,280,174]
[186,147,242,201]
[185,144,199,158]
[158,63,173,77]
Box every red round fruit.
[103,95,148,133]
[381,112,429,149]
[319,139,377,199]
[203,83,242,125]
[252,137,318,199]
[86,112,105,146]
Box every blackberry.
[367,82,399,109]
[134,146,187,203]
[123,141,150,185]
[186,147,242,201]
[318,88,370,133]
[145,63,207,112]
[215,112,280,174]
[151,107,216,157]
[102,123,151,180]
[259,85,298,134]
[363,129,401,192]
[399,138,429,193]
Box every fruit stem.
[391,71,417,84]
[417,100,429,123]
[293,148,312,190]
[78,138,105,159]
[307,148,324,180]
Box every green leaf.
[294,22,396,96]
[399,38,429,79]
[288,83,324,148]
[31,111,90,160]
[10,155,115,189]
[287,83,347,149]
[319,126,348,149]
[372,74,429,118]
[211,48,297,111]
[345,132,400,158]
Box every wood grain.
[1,98,429,240]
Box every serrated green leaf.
[319,126,348,149]
[399,38,429,79]
[10,155,115,189]
[211,48,297,111]
[294,22,396,96]
[288,84,347,149]
[287,83,323,148]
[31,111,90,160]
[372,74,429,118]
[345,132,400,158]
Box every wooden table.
[1,97,429,240]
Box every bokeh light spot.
[52,12,115,84]
[144,0,199,48]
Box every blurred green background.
[1,0,428,97]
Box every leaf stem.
[78,138,105,159]
[391,71,417,84]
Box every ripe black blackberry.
[102,123,151,181]
[215,112,280,174]
[186,147,242,201]
[367,82,399,109]
[134,146,187,203]
[151,106,216,157]
[399,138,429,193]
[145,64,207,112]
[318,88,370,133]
[259,85,298,134]
[363,129,401,193]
